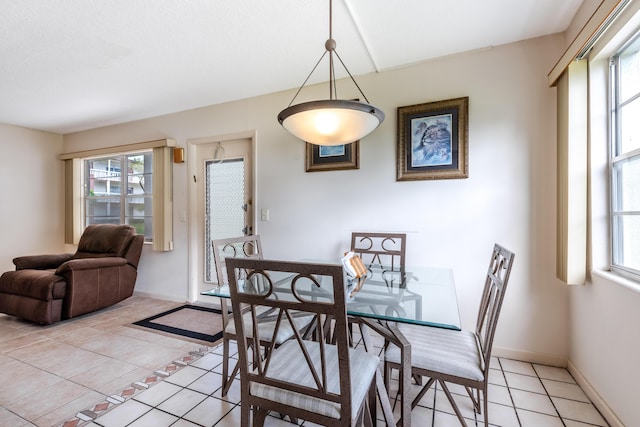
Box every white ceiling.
[0,0,583,135]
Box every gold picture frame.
[397,97,469,181]
[305,140,360,172]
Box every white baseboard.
[492,346,568,367]
[567,360,624,427]
[132,290,186,303]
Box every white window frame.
[61,139,174,251]
[609,32,640,281]
[83,151,153,240]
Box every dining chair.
[350,232,406,276]
[349,232,407,348]
[226,257,380,427]
[212,235,263,396]
[212,236,313,397]
[383,243,515,426]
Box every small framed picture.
[305,141,359,172]
[396,97,469,181]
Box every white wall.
[554,2,640,425]
[0,123,64,272]
[63,34,570,364]
[569,274,640,426]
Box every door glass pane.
[204,158,246,282]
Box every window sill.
[592,269,640,294]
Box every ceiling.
[0,0,583,135]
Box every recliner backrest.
[73,224,137,259]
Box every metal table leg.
[357,318,412,427]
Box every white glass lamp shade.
[278,100,385,146]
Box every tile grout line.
[56,346,211,427]
[531,362,610,427]
[95,347,241,427]
[497,357,523,427]
[531,363,568,427]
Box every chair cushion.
[0,270,66,301]
[225,311,313,345]
[385,324,485,382]
[250,340,378,420]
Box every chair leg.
[375,369,395,427]
[411,377,435,409]
[465,386,481,412]
[221,337,231,395]
[240,402,250,427]
[483,388,489,427]
[221,360,239,396]
[413,373,423,385]
[359,323,374,352]
[383,361,391,391]
[439,380,469,426]
[252,407,268,427]
[367,376,376,425]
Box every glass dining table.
[202,262,461,427]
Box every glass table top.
[201,263,461,331]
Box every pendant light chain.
[328,0,335,100]
[277,0,385,145]
[285,51,328,108]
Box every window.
[62,139,174,250]
[84,152,153,241]
[610,31,640,279]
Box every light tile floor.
[0,296,610,427]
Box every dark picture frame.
[396,97,469,181]
[305,140,360,172]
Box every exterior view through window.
[84,151,153,241]
[611,31,640,279]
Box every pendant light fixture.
[277,0,385,146]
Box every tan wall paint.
[0,123,64,272]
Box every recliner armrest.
[13,254,74,270]
[55,257,128,275]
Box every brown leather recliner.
[0,224,144,324]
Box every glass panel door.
[194,137,253,295]
[204,158,246,282]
